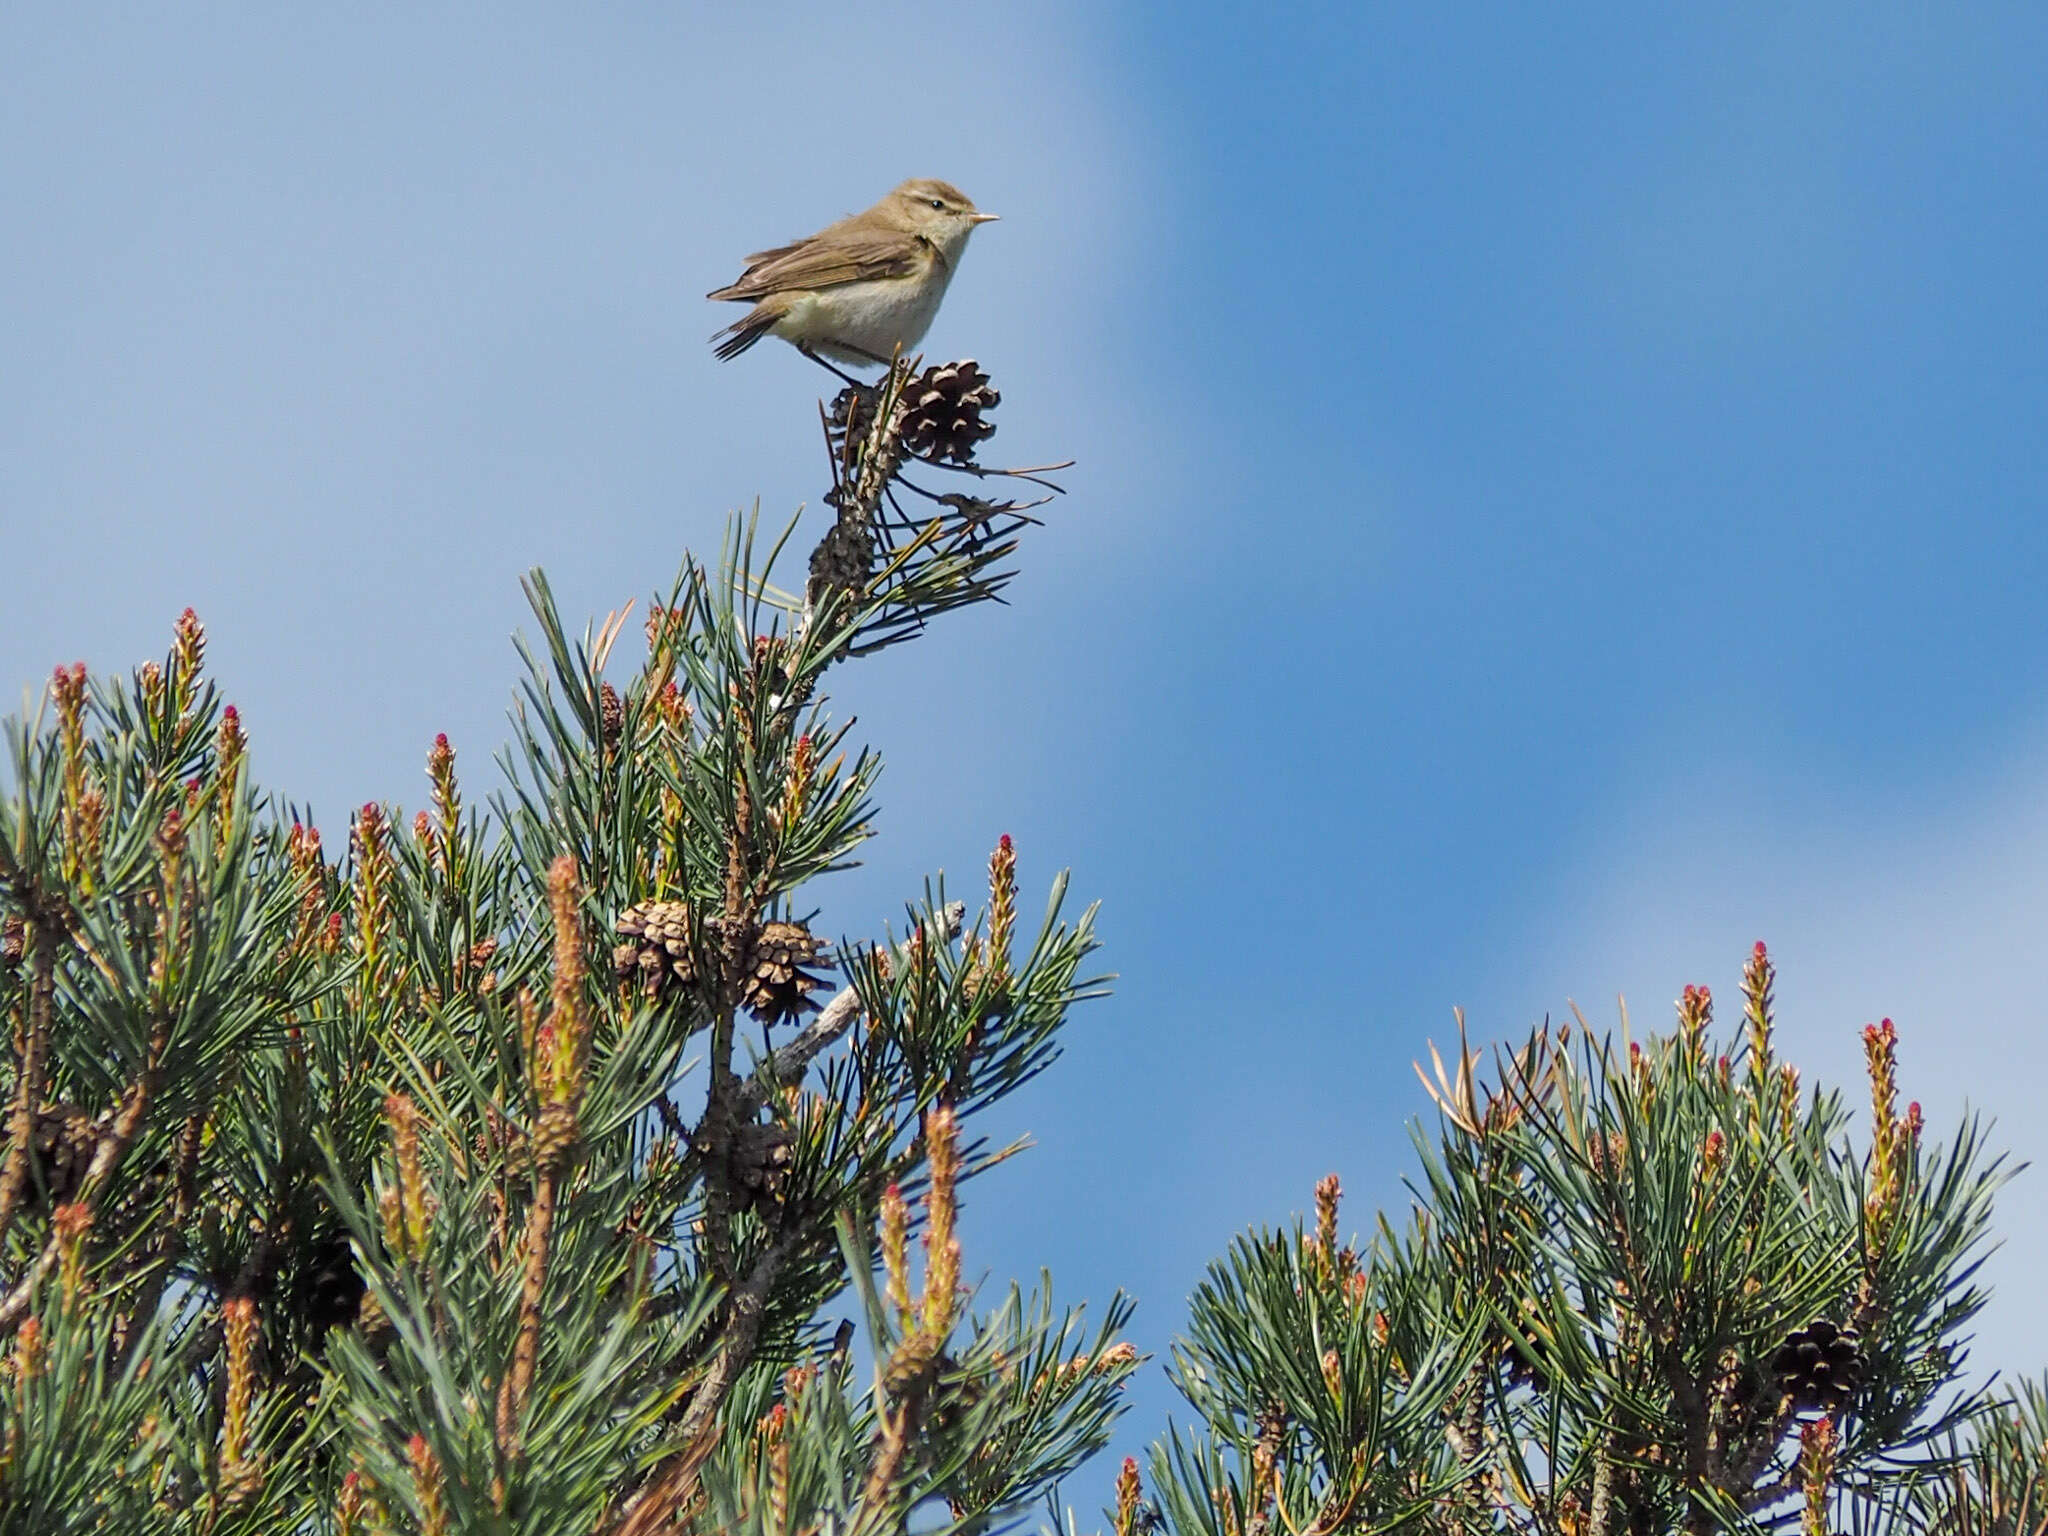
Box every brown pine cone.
[1769,1318,1867,1410]
[0,1103,98,1212]
[292,1225,365,1343]
[728,1121,795,1211]
[614,900,701,997]
[897,361,999,465]
[828,382,883,446]
[1499,1330,1550,1395]
[742,920,831,1026]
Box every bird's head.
[883,179,998,260]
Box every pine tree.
[9,357,2046,1536]
[0,359,1139,1534]
[1116,947,2043,1536]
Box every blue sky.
[5,3,2048,1490]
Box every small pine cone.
[599,683,624,752]
[614,900,702,997]
[1,1103,99,1213]
[1487,1317,1551,1394]
[0,914,23,967]
[1770,1318,1867,1410]
[750,634,794,701]
[828,383,883,446]
[741,920,831,1026]
[354,1287,394,1344]
[40,1104,97,1209]
[928,1348,993,1435]
[291,1226,365,1342]
[728,1121,795,1211]
[882,1327,945,1395]
[1502,1336,1550,1394]
[897,361,999,464]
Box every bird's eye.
[929,198,945,210]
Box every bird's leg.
[797,345,868,390]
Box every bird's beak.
[970,211,1000,224]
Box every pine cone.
[961,946,1014,1017]
[727,1120,794,1211]
[1484,1308,1551,1394]
[1500,1331,1550,1394]
[897,361,999,465]
[291,1225,365,1344]
[614,900,701,997]
[1770,1318,1867,1410]
[828,382,883,447]
[219,1454,265,1505]
[742,920,831,1026]
[0,1103,98,1212]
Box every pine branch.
[735,901,966,1120]
[613,1233,801,1536]
[0,911,59,1238]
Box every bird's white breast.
[773,266,955,363]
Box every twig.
[853,1376,933,1536]
[0,1020,169,1337]
[803,364,912,633]
[904,454,1074,496]
[0,914,59,1241]
[1589,1439,1614,1536]
[611,1235,799,1536]
[0,1234,60,1332]
[612,901,965,1531]
[891,476,1054,517]
[735,902,965,1120]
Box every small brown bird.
[708,179,998,366]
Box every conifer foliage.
[1119,949,2043,1536]
[5,355,2045,1536]
[0,359,1136,1533]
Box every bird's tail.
[712,310,776,361]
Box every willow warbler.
[708,179,997,366]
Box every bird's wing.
[706,229,929,303]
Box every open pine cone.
[614,900,700,997]
[742,920,831,1026]
[615,904,829,1023]
[1770,1318,1867,1410]
[897,360,999,464]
